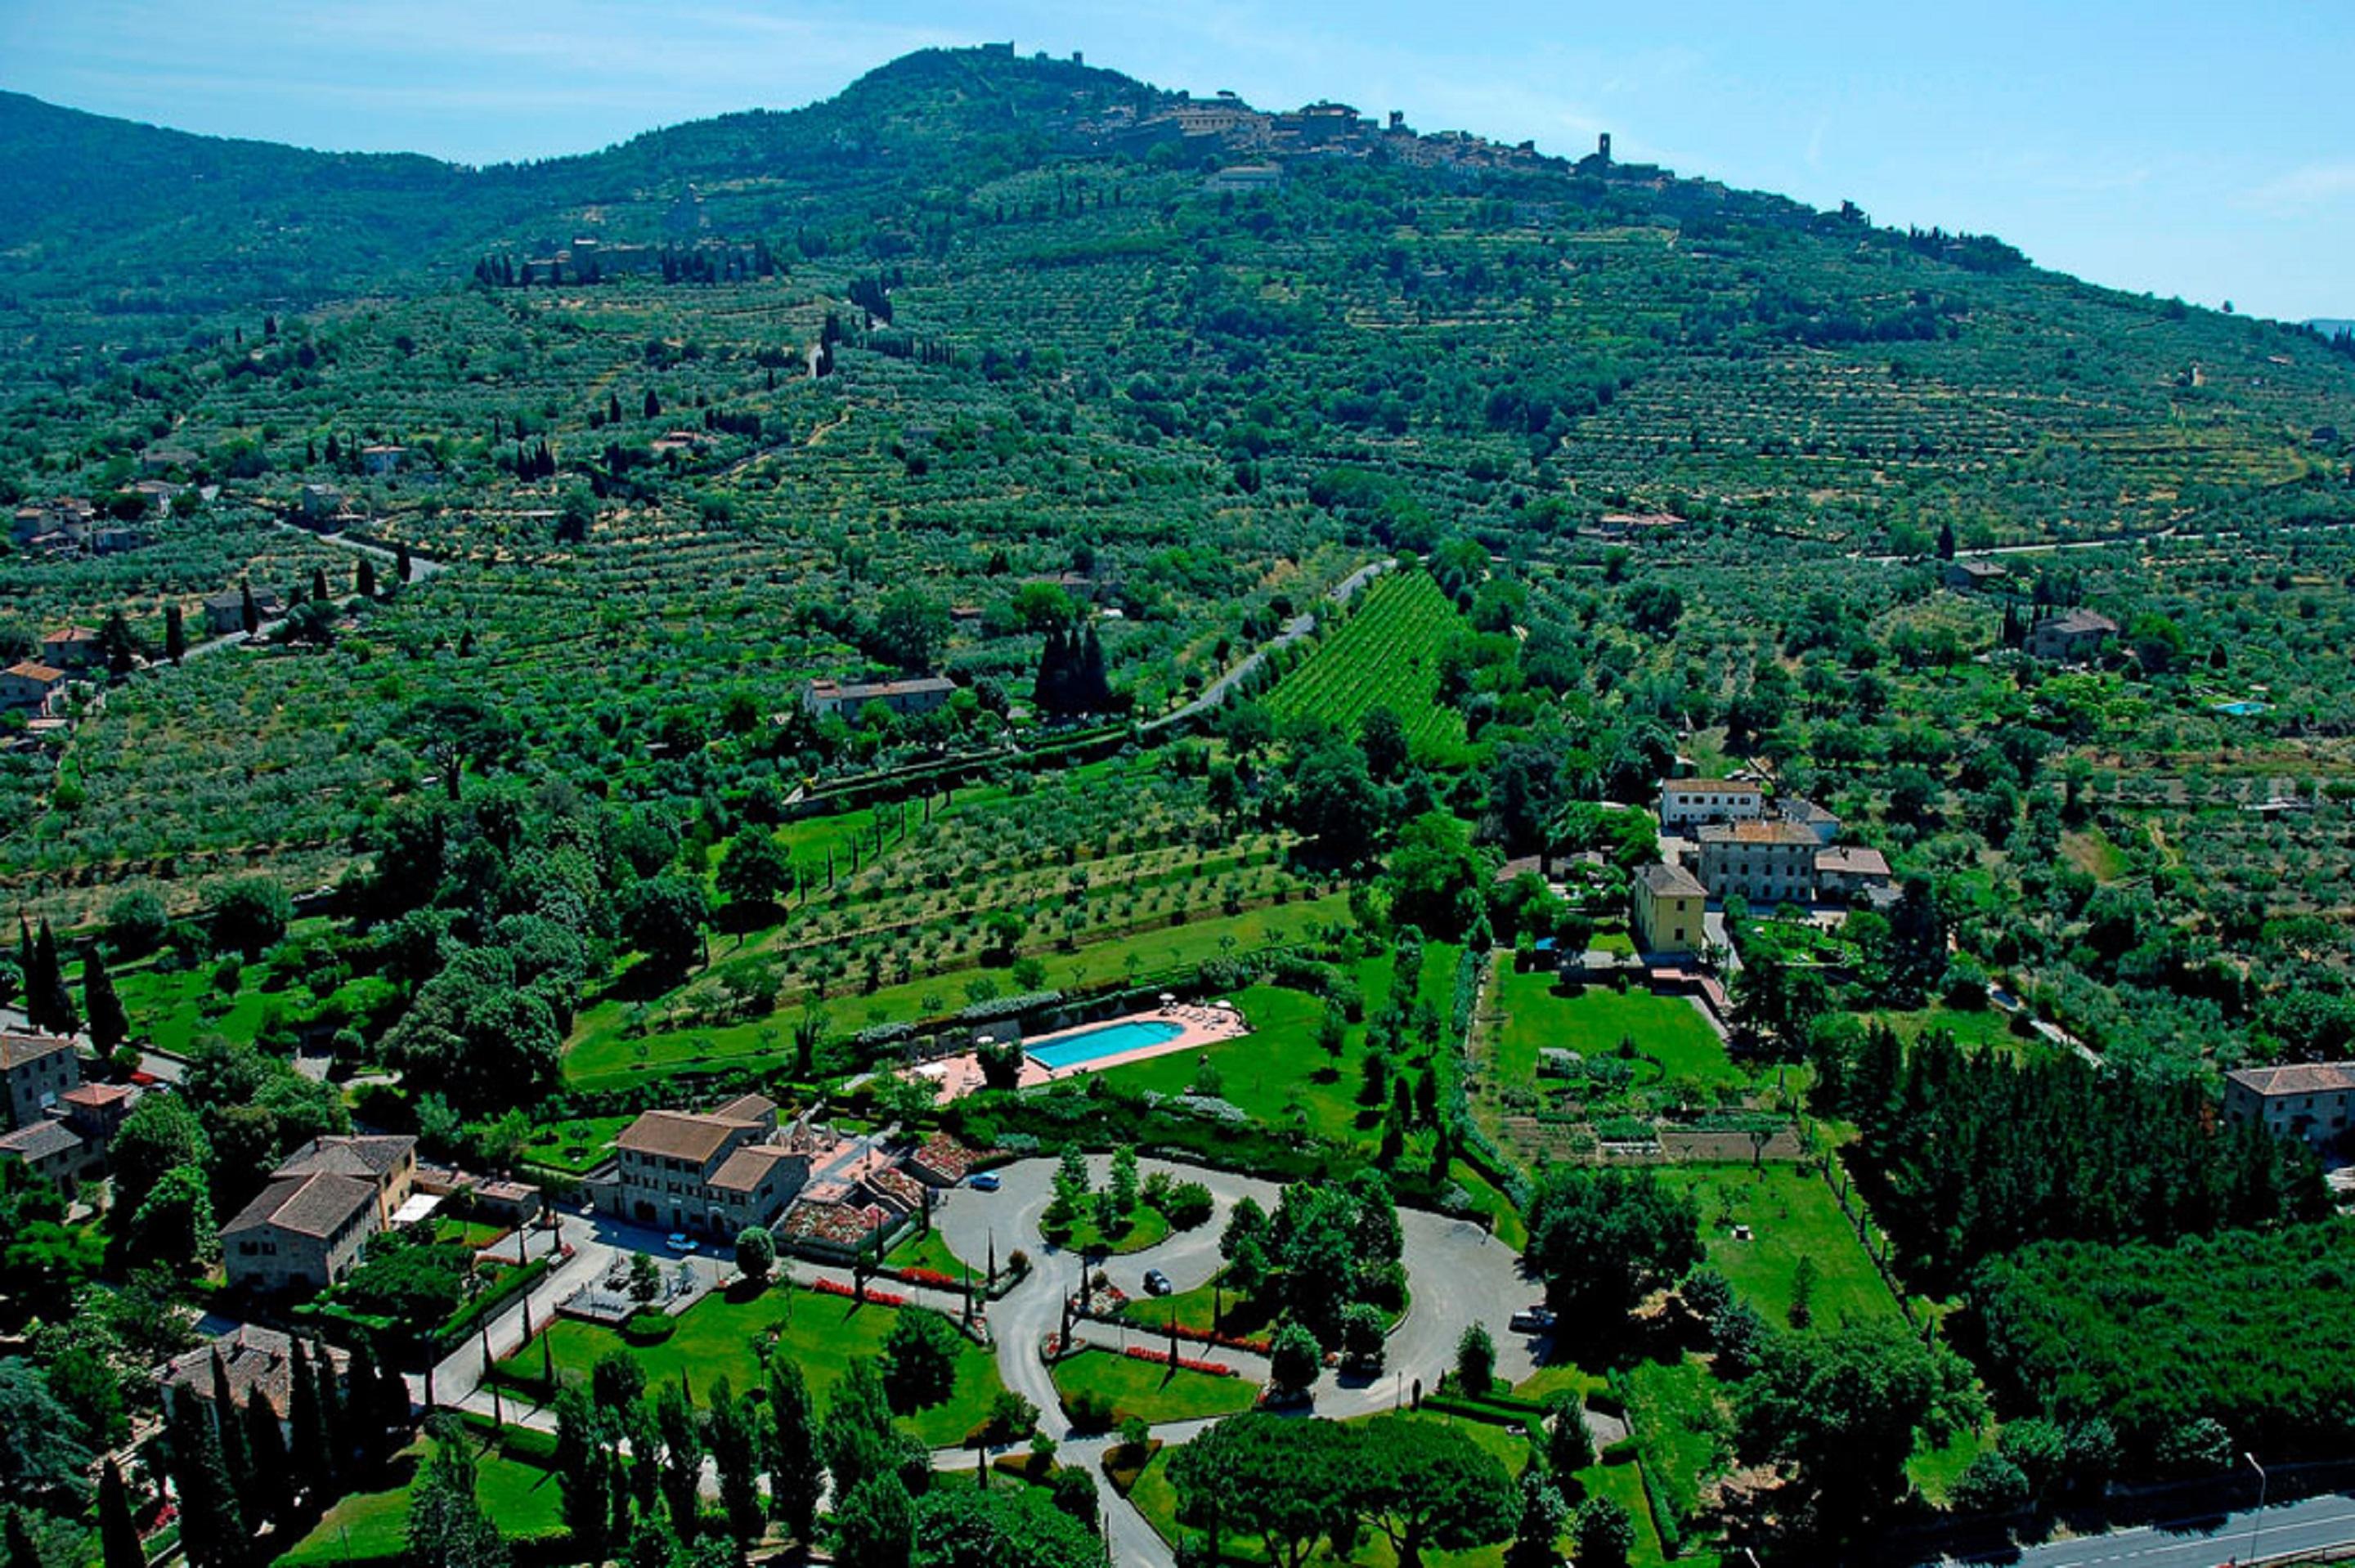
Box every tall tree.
[653,1380,702,1538]
[287,1337,333,1508]
[1349,1418,1515,1568]
[164,1383,244,1568]
[164,603,186,664]
[83,949,129,1053]
[407,1422,509,1568]
[765,1357,825,1542]
[831,1474,913,1568]
[706,1377,765,1547]
[99,1458,145,1568]
[552,1387,609,1564]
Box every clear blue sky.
[3,0,2350,320]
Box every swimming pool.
[1026,1018,1187,1071]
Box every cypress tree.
[313,1340,349,1486]
[396,543,414,586]
[20,918,48,1031]
[764,1358,823,1540]
[5,1510,39,1568]
[100,1458,145,1568]
[209,1351,253,1503]
[165,603,186,663]
[242,1391,292,1528]
[168,1383,245,1568]
[312,567,330,604]
[84,949,128,1053]
[356,558,376,598]
[34,919,74,1035]
[288,1337,332,1507]
[345,1338,384,1467]
[239,581,259,636]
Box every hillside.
[1,43,2353,903]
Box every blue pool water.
[2212,700,2272,716]
[1027,1018,1187,1071]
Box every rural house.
[1658,777,1768,829]
[0,1032,79,1131]
[1631,862,1707,956]
[596,1095,810,1235]
[221,1171,383,1293]
[0,661,68,715]
[1695,820,1824,904]
[802,675,958,721]
[2223,1063,2355,1155]
[2026,607,2119,661]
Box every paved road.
[933,1154,1549,1566]
[1142,558,1390,735]
[1933,1493,2355,1568]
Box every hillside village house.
[1695,820,1824,904]
[360,445,407,475]
[203,587,285,636]
[1631,862,1707,956]
[1814,845,1895,902]
[801,675,958,721]
[1945,560,2010,593]
[1,1032,79,1131]
[2027,607,2119,661]
[2223,1063,2355,1155]
[598,1095,810,1235]
[1658,777,1768,830]
[39,626,102,670]
[221,1135,418,1294]
[0,1081,140,1194]
[156,1326,350,1438]
[0,661,68,715]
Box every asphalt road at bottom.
[1940,1494,2355,1568]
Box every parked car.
[664,1234,699,1254]
[967,1172,1002,1192]
[1143,1269,1173,1297]
[1509,1305,1555,1333]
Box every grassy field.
[500,1283,1003,1448]
[1655,1163,1903,1328]
[1050,1346,1260,1424]
[563,894,1352,1089]
[1050,1202,1171,1256]
[1866,1004,2021,1056]
[275,1435,563,1567]
[1097,943,1460,1149]
[885,1225,980,1280]
[518,1114,633,1176]
[1492,974,1738,1088]
[1620,1359,1730,1556]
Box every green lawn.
[275,1435,563,1567]
[1049,1202,1171,1255]
[1619,1359,1730,1555]
[114,961,276,1055]
[1119,1272,1267,1337]
[519,1114,633,1176]
[564,894,1352,1089]
[1909,1420,1995,1506]
[1096,943,1460,1150]
[1492,974,1738,1089]
[1655,1163,1903,1329]
[1571,1455,1706,1568]
[886,1225,980,1280]
[1868,1004,2021,1056]
[1050,1346,1259,1423]
[500,1283,1003,1448]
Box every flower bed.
[895,1266,960,1290]
[1121,1344,1236,1378]
[809,1276,907,1308]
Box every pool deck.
[912,1004,1251,1102]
